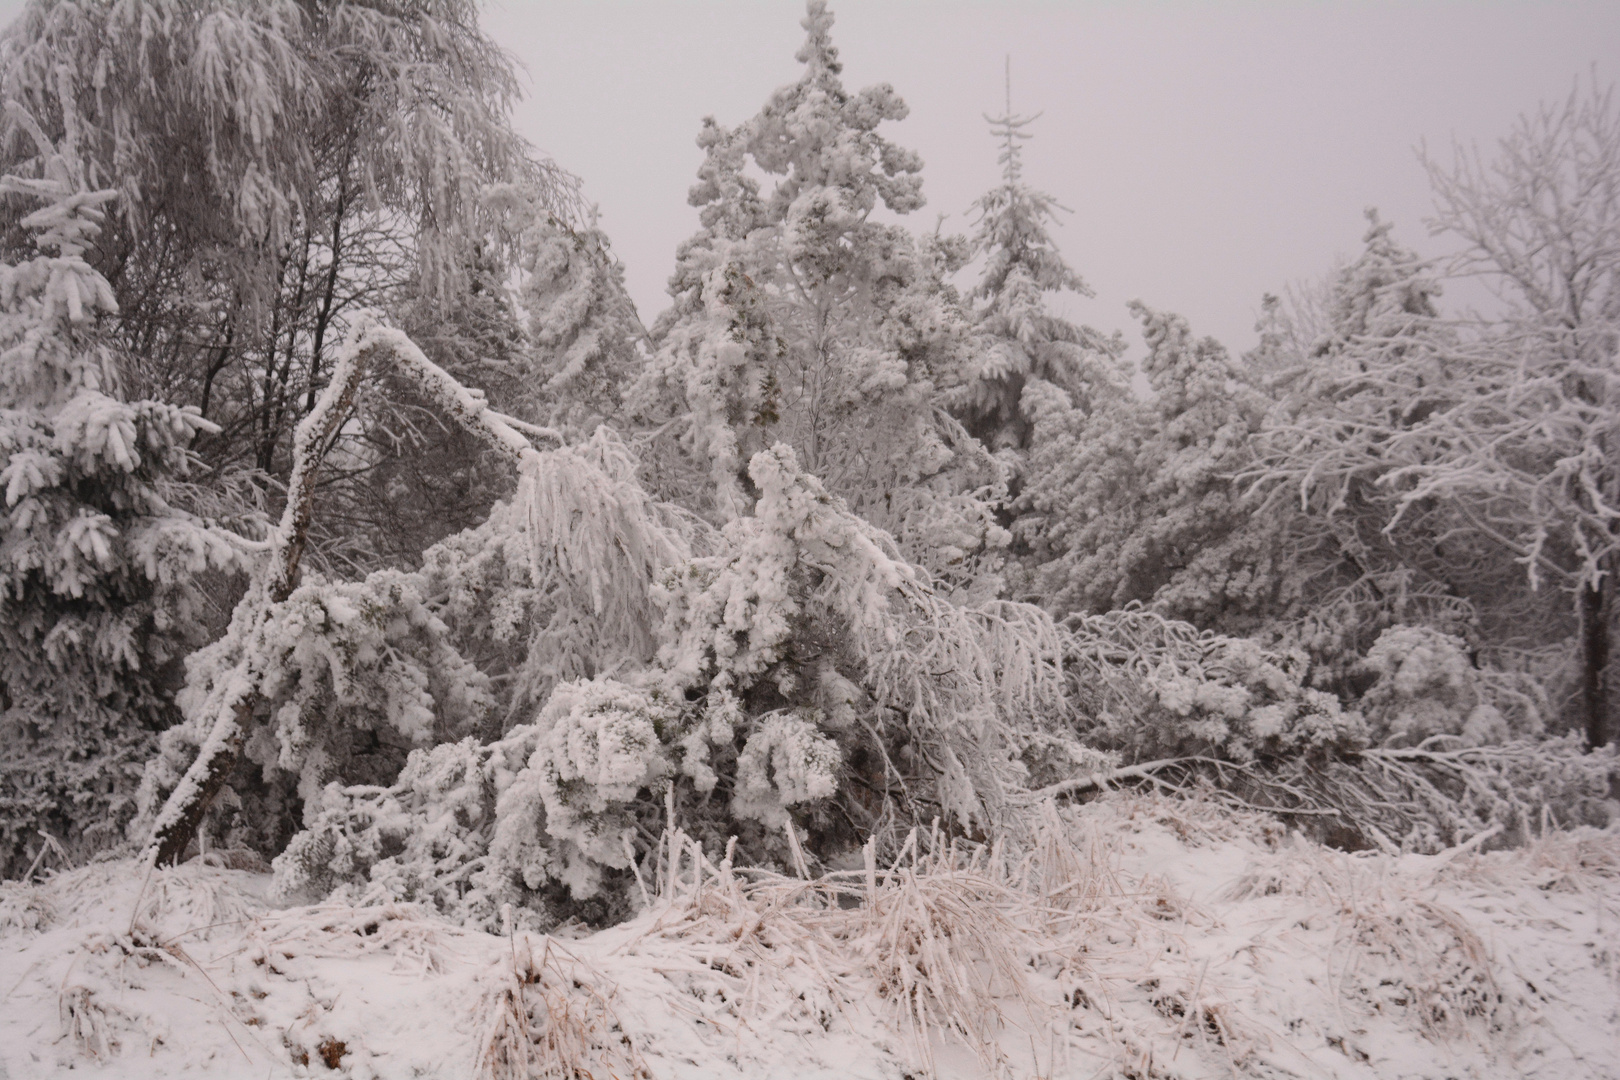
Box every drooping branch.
[142,316,558,867]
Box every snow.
[4,793,1617,1079]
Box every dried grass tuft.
[475,932,649,1080]
[0,879,54,933]
[133,862,266,938]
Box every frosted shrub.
[1066,608,1368,763]
[1356,625,1531,746]
[272,726,544,928]
[521,677,672,896]
[274,677,675,918]
[136,568,495,854]
[732,710,841,829]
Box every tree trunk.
[145,701,251,867]
[1580,576,1612,748]
[145,343,376,867]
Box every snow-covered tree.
[631,2,1004,590]
[1251,214,1477,658]
[0,0,576,567]
[1024,302,1269,625]
[1409,82,1620,746]
[267,436,1073,917]
[1251,209,1571,719]
[0,106,248,874]
[955,66,1123,472]
[512,202,645,437]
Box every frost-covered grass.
[3,793,1617,1079]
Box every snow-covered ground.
[3,793,1616,1079]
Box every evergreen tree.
[1024,302,1268,622]
[957,63,1123,471]
[0,106,247,874]
[514,205,645,437]
[631,1,1004,589]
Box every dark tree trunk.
[1580,576,1612,748]
[146,704,250,867]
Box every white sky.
[485,0,1620,355]
[0,1,1615,355]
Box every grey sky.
[486,0,1620,356]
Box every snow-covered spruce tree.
[631,2,1005,591]
[0,107,248,875]
[1024,302,1272,626]
[506,193,646,437]
[954,69,1124,479]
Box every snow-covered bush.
[1355,625,1539,746]
[272,676,672,922]
[271,725,542,928]
[731,710,841,829]
[516,677,672,897]
[267,439,1071,922]
[1065,607,1368,763]
[656,442,1070,833]
[134,567,496,855]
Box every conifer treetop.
[970,62,1091,304]
[987,55,1039,187]
[749,1,924,218]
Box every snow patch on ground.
[2,793,1616,1079]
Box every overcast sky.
[486,0,1620,356]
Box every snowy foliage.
[1355,625,1543,746]
[1065,607,1368,764]
[521,677,671,893]
[1025,302,1271,625]
[414,424,706,732]
[0,105,250,874]
[133,567,495,855]
[504,192,645,435]
[630,3,1004,588]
